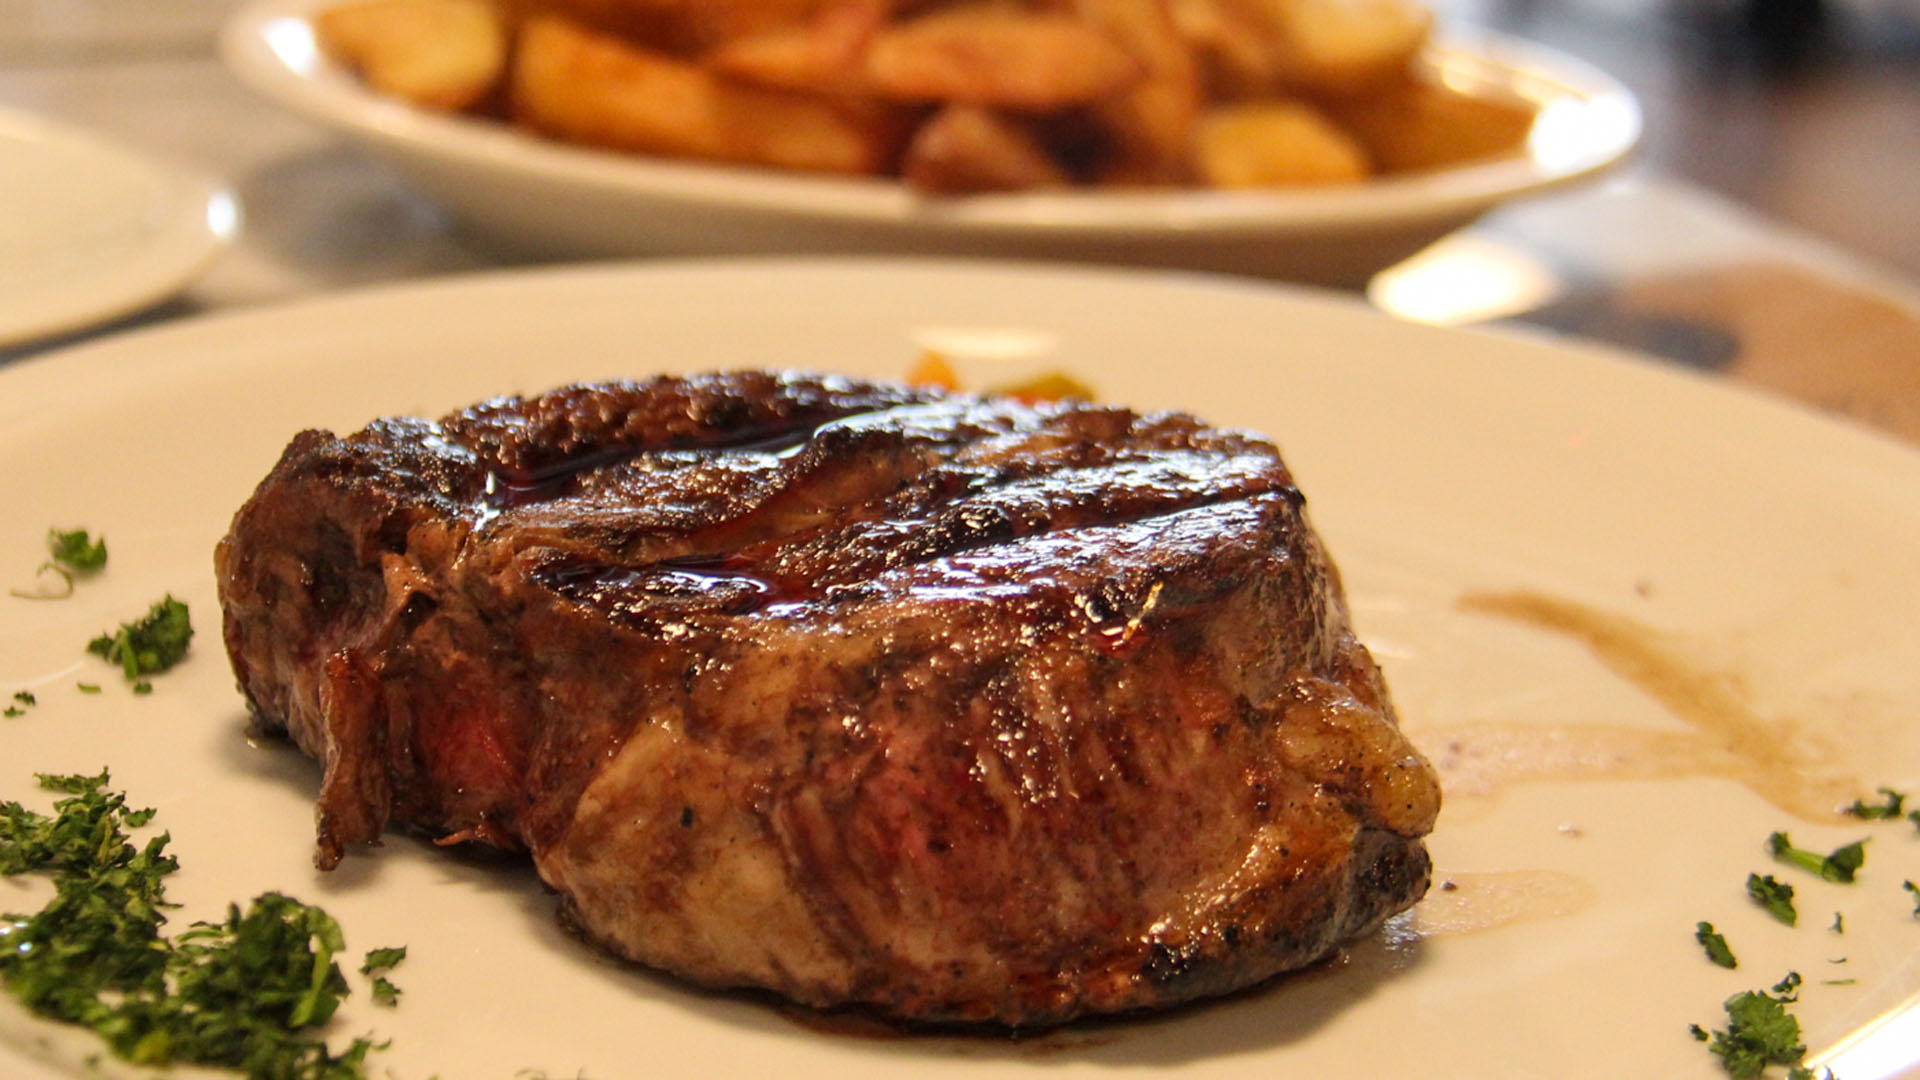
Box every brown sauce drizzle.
[1432,589,1857,823]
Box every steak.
[215,370,1439,1027]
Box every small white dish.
[0,106,237,349]
[219,0,1639,285]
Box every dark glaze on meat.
[215,371,1439,1027]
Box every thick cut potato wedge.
[1070,0,1203,183]
[496,0,836,53]
[315,0,506,110]
[703,1,888,97]
[864,7,1144,110]
[1255,0,1433,93]
[1193,100,1371,186]
[1325,75,1534,171]
[899,105,1073,193]
[316,0,1534,195]
[1176,0,1431,96]
[511,14,901,174]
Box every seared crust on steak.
[215,370,1439,1026]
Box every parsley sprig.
[1695,922,1739,969]
[9,528,107,600]
[1747,873,1798,926]
[87,594,193,682]
[1843,788,1906,820]
[0,771,388,1079]
[1692,973,1810,1079]
[1768,832,1868,884]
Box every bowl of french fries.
[222,0,1640,285]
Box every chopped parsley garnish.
[9,528,107,599]
[76,682,101,694]
[13,690,35,706]
[1767,832,1867,884]
[1748,874,1798,925]
[47,528,108,574]
[1694,972,1809,1078]
[87,595,193,681]
[0,771,390,1079]
[1829,912,1843,934]
[361,946,406,1007]
[1696,922,1738,969]
[1844,787,1908,820]
[1906,880,1920,916]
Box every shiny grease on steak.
[215,370,1440,1027]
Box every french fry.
[511,14,902,174]
[319,0,1535,195]
[315,0,506,111]
[1192,100,1371,187]
[1166,0,1287,97]
[1173,0,1429,96]
[899,105,1073,193]
[704,0,889,98]
[1324,75,1534,171]
[1069,0,1203,183]
[1248,0,1433,94]
[498,0,834,53]
[863,7,1144,111]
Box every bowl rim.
[219,0,1642,240]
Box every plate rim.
[0,105,238,350]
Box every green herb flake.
[1748,873,1798,926]
[1767,831,1868,884]
[86,595,192,681]
[361,945,406,1007]
[1905,880,1920,916]
[0,771,390,1079]
[8,530,108,600]
[76,683,101,694]
[369,976,400,1007]
[1696,922,1739,969]
[46,528,107,574]
[132,680,153,696]
[1697,973,1807,1079]
[12,691,34,706]
[361,946,407,974]
[1830,911,1844,934]
[2,706,20,719]
[1845,786,1908,819]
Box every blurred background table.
[3,0,1917,441]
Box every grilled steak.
[215,370,1439,1027]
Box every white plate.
[219,0,1639,286]
[3,259,1918,1080]
[0,106,237,349]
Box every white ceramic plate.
[2,259,1917,1080]
[0,106,237,350]
[219,0,1639,286]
